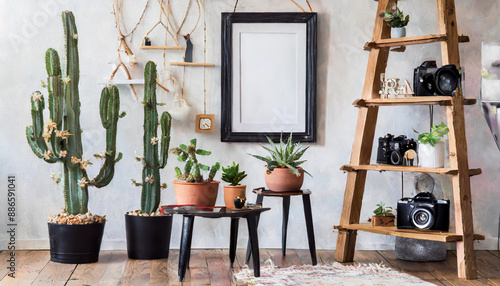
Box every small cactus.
[26,11,122,215]
[170,139,219,183]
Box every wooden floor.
[0,250,498,285]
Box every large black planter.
[48,222,105,264]
[125,214,173,259]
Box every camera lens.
[436,68,459,95]
[390,150,402,165]
[411,208,435,229]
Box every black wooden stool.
[246,187,317,265]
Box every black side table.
[161,205,270,282]
[246,187,317,265]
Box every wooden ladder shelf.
[334,0,484,280]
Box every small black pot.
[125,214,173,259]
[48,222,105,264]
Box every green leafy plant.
[382,7,409,28]
[222,162,247,186]
[26,11,122,215]
[416,122,449,147]
[249,134,311,177]
[170,139,220,183]
[373,202,394,217]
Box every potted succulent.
[221,162,247,209]
[382,7,410,38]
[249,134,311,192]
[125,61,173,260]
[371,202,395,227]
[170,140,220,206]
[26,11,122,264]
[416,122,449,168]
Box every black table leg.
[246,214,261,277]
[178,215,195,282]
[229,217,239,267]
[302,194,317,265]
[282,196,290,256]
[246,194,264,264]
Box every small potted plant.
[125,61,173,260]
[170,139,220,206]
[221,162,247,209]
[382,7,410,38]
[416,122,449,168]
[371,202,395,227]
[249,134,311,192]
[144,37,151,46]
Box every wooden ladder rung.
[334,224,485,243]
[340,164,482,176]
[353,97,477,107]
[364,34,470,51]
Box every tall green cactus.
[141,61,172,214]
[26,11,122,215]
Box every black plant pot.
[125,214,173,259]
[48,222,105,264]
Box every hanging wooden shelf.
[140,46,184,50]
[170,62,215,67]
[334,224,485,243]
[340,164,482,176]
[353,97,477,107]
[363,34,470,51]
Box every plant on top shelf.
[249,134,311,192]
[26,10,122,264]
[416,122,449,168]
[381,7,409,38]
[221,162,247,209]
[170,139,221,206]
[371,201,395,227]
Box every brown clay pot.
[264,167,304,192]
[371,215,395,227]
[223,185,247,209]
[173,181,219,207]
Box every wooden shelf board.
[334,223,485,243]
[354,97,477,107]
[340,164,482,176]
[140,46,184,50]
[170,62,215,67]
[364,34,470,50]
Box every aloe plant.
[26,11,122,215]
[135,61,172,214]
[170,139,220,183]
[221,162,247,186]
[382,7,409,28]
[249,134,311,177]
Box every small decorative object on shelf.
[221,162,247,209]
[376,134,417,166]
[415,122,449,168]
[381,6,409,38]
[379,73,413,98]
[249,134,311,192]
[144,37,151,47]
[371,201,395,227]
[170,139,220,206]
[234,197,246,209]
[195,114,215,133]
[397,192,450,231]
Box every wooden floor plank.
[117,258,152,285]
[148,258,170,286]
[0,251,11,281]
[0,251,50,286]
[66,250,114,285]
[30,260,77,286]
[266,249,302,268]
[188,250,211,286]
[95,250,128,286]
[205,249,231,286]
[295,249,314,265]
[317,250,335,265]
[489,250,499,258]
[166,250,183,286]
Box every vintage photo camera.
[376,134,417,166]
[413,60,460,96]
[397,192,450,231]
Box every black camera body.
[376,134,417,166]
[397,192,450,231]
[414,60,460,96]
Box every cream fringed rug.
[234,260,434,286]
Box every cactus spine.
[26,11,122,215]
[141,61,172,214]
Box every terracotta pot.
[223,185,247,209]
[372,215,395,227]
[264,167,304,192]
[173,181,219,207]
